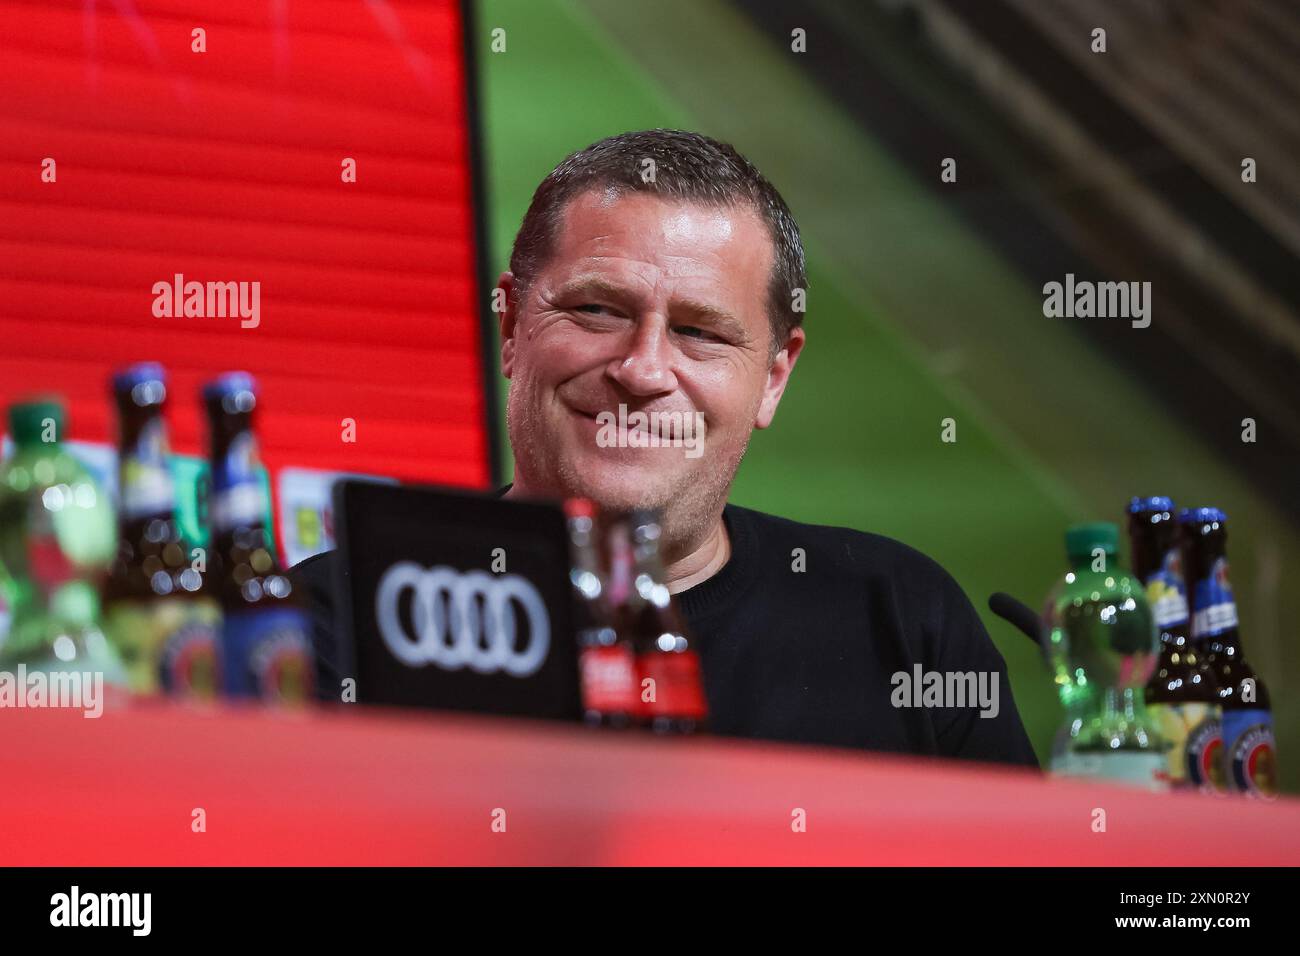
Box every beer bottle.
[1127,496,1223,793]
[614,509,707,735]
[203,373,314,703]
[102,364,221,698]
[1179,507,1277,798]
[564,498,636,727]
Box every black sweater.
[290,502,1040,768]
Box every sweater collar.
[499,483,748,620]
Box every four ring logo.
[375,562,550,677]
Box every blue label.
[210,432,266,531]
[1191,557,1238,638]
[1146,548,1189,629]
[1222,708,1277,798]
[210,431,258,491]
[220,606,315,702]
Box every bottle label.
[1049,750,1167,791]
[1187,711,1226,794]
[1222,709,1277,799]
[210,432,266,532]
[1191,557,1238,638]
[1148,702,1224,793]
[221,606,315,703]
[1146,549,1189,629]
[637,651,707,720]
[119,418,175,520]
[25,520,74,588]
[579,642,636,715]
[103,596,220,698]
[210,483,266,533]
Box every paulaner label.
[1148,701,1223,793]
[221,606,314,702]
[1223,709,1277,799]
[104,597,220,697]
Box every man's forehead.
[546,188,773,290]
[559,187,762,248]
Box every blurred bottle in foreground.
[611,509,707,735]
[0,399,127,688]
[1128,496,1224,794]
[203,373,314,704]
[1043,522,1164,789]
[564,498,636,728]
[102,364,221,699]
[1180,507,1276,799]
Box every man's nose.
[607,317,677,396]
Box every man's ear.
[755,326,806,429]
[497,271,519,379]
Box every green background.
[473,0,1298,790]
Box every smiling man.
[294,129,1038,767]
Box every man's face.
[500,188,803,545]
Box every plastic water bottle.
[1042,522,1165,789]
[0,399,128,689]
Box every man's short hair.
[508,129,807,351]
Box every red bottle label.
[638,651,707,720]
[579,644,637,715]
[27,532,74,587]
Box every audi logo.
[375,562,551,677]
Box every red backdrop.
[0,0,491,488]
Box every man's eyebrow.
[550,275,637,303]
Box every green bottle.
[1043,522,1166,789]
[0,399,127,687]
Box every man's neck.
[505,477,730,593]
[662,513,730,593]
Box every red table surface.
[1,703,1297,866]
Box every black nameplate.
[333,481,580,720]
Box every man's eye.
[574,304,612,315]
[674,325,720,342]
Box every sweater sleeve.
[929,571,1041,769]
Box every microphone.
[988,592,1044,647]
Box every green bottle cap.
[8,398,66,447]
[1065,522,1118,562]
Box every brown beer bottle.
[203,372,315,703]
[613,509,707,735]
[102,363,221,698]
[1127,496,1223,792]
[1179,507,1276,798]
[564,498,636,727]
